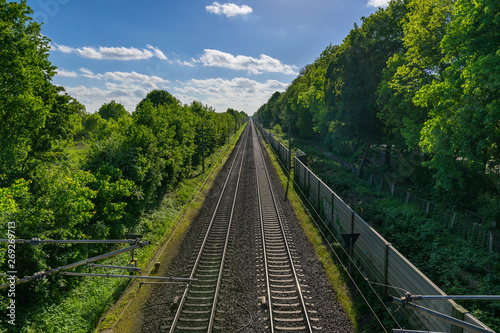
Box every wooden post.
[391,184,395,196]
[451,212,457,228]
[451,304,468,333]
[426,201,431,216]
[406,191,410,203]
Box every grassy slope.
[94,125,247,332]
[19,127,246,333]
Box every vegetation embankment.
[0,1,248,332]
[254,0,499,330]
[254,0,500,220]
[95,123,246,333]
[266,127,500,331]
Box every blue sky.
[27,0,390,115]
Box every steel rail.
[252,121,313,333]
[207,123,247,332]
[168,123,250,333]
[255,133,275,333]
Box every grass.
[65,141,90,164]
[94,126,246,332]
[17,127,246,333]
[259,134,360,331]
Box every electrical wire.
[366,280,410,295]
[256,124,403,332]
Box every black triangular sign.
[341,233,360,249]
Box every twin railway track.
[164,123,250,332]
[157,121,318,332]
[253,125,317,332]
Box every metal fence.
[258,124,291,172]
[255,121,493,333]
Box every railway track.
[252,123,318,333]
[164,124,251,332]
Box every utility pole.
[202,123,205,173]
[288,120,292,172]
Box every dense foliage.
[295,145,500,331]
[0,1,247,330]
[254,0,500,218]
[255,0,500,329]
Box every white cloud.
[51,43,168,61]
[147,44,168,60]
[367,0,390,8]
[206,2,253,17]
[197,49,298,75]
[176,59,196,67]
[59,69,171,112]
[55,68,78,77]
[60,76,287,114]
[174,77,288,114]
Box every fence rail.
[255,122,493,333]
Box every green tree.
[378,0,454,150]
[326,1,407,175]
[416,0,500,191]
[0,0,82,181]
[97,100,129,121]
[0,0,53,179]
[136,89,181,110]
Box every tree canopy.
[254,0,499,203]
[0,2,248,328]
[97,100,129,121]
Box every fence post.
[317,178,321,211]
[331,191,335,229]
[384,243,390,296]
[426,201,431,216]
[451,213,457,228]
[391,184,395,196]
[303,163,306,192]
[351,211,355,234]
[294,157,297,183]
[451,304,468,333]
[406,191,410,204]
[308,167,311,199]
